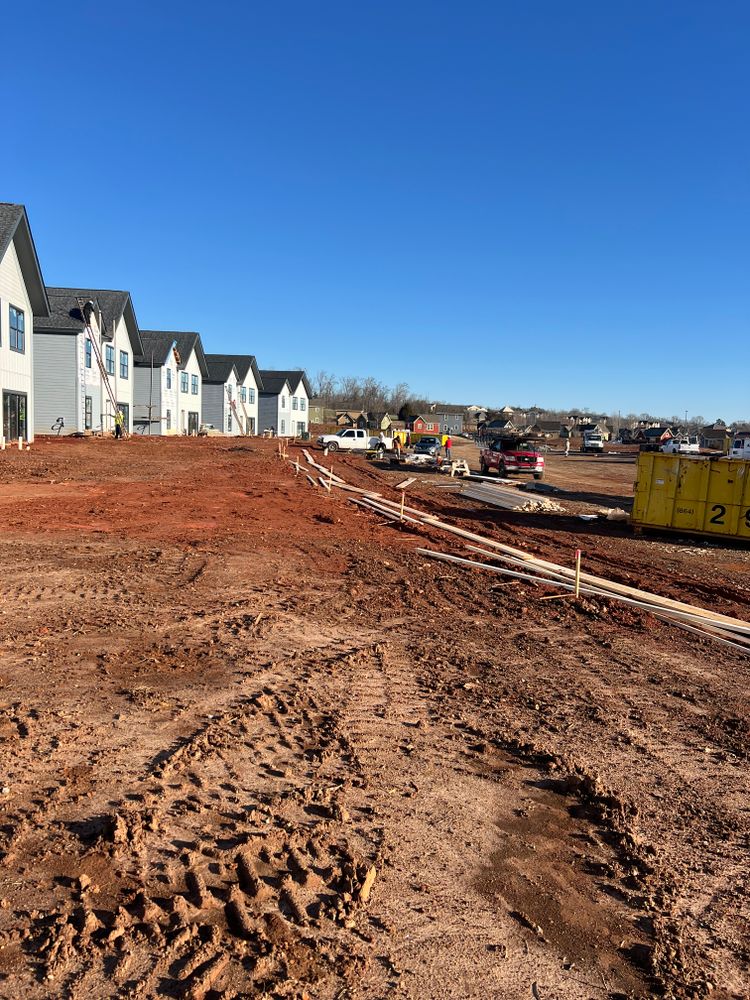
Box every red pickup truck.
[479,437,545,480]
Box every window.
[166,409,171,430]
[9,306,24,353]
[181,372,189,393]
[240,387,247,403]
[292,396,298,410]
[228,410,232,432]
[281,395,286,408]
[105,344,115,375]
[119,350,129,379]
[85,395,92,430]
[85,338,92,368]
[249,388,255,404]
[191,374,198,395]
[300,398,306,411]
[280,419,285,434]
[166,368,172,389]
[226,384,232,399]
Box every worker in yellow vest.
[114,409,124,440]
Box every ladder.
[78,298,119,432]
[238,393,251,435]
[227,387,244,434]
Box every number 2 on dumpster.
[709,504,726,526]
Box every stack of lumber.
[298,449,749,653]
[460,481,564,513]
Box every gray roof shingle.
[0,203,50,316]
[204,356,238,384]
[204,353,263,390]
[259,369,311,396]
[35,286,143,355]
[135,330,209,378]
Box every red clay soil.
[0,436,747,999]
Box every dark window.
[249,388,255,404]
[240,386,246,402]
[3,391,27,440]
[228,410,232,432]
[181,372,189,393]
[191,374,198,395]
[84,395,93,429]
[166,409,171,430]
[85,338,92,368]
[9,306,24,353]
[105,344,115,375]
[166,368,172,389]
[119,350,129,379]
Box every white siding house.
[204,354,262,434]
[202,357,240,435]
[259,370,312,437]
[34,288,143,435]
[133,331,208,435]
[0,204,50,443]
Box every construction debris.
[460,482,565,513]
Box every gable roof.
[204,355,239,384]
[204,353,263,389]
[0,203,50,316]
[258,371,292,395]
[136,330,209,377]
[259,369,312,397]
[36,286,142,354]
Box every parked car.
[414,436,442,456]
[660,436,700,454]
[480,436,545,479]
[316,428,392,452]
[729,436,750,460]
[198,423,222,436]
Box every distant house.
[134,331,209,435]
[205,354,262,434]
[633,426,674,444]
[309,401,336,424]
[430,406,465,434]
[336,410,368,429]
[535,419,566,438]
[36,287,143,436]
[411,414,441,434]
[259,369,312,436]
[367,411,396,432]
[0,203,50,443]
[486,418,515,431]
[700,421,732,451]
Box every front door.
[188,411,199,435]
[3,392,27,441]
[248,417,255,435]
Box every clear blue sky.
[5,1,748,420]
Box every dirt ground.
[0,435,747,1000]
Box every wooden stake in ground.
[400,489,406,522]
[574,549,582,598]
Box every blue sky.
[5,1,749,419]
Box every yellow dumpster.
[631,453,750,540]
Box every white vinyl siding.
[0,240,35,440]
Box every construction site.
[0,434,747,1000]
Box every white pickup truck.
[661,436,700,455]
[316,428,393,452]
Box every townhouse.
[259,369,311,436]
[34,287,143,435]
[202,357,240,435]
[0,204,50,442]
[133,331,208,435]
[204,354,262,434]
